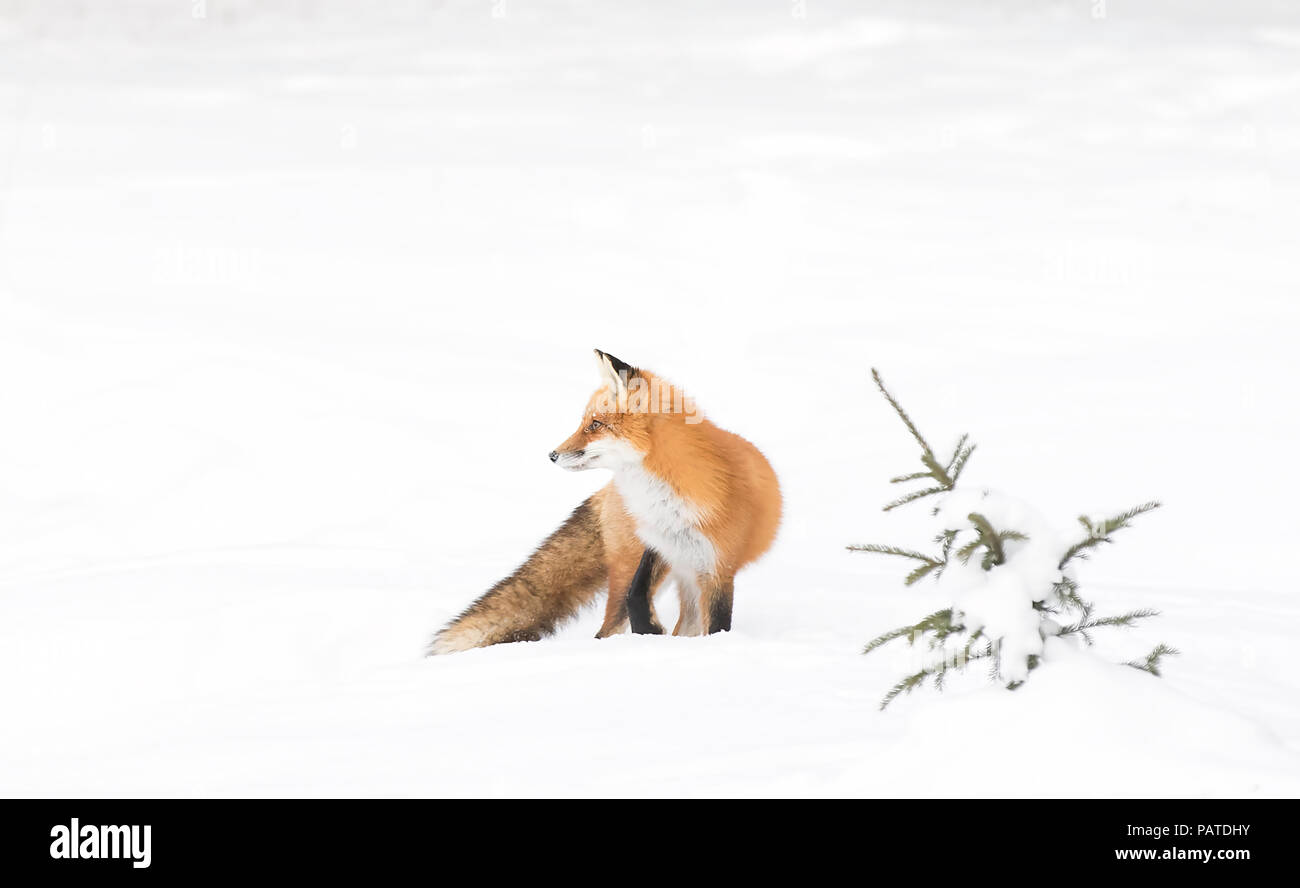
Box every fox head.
[549,349,697,472]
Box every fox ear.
[593,349,637,397]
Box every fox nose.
[549,451,559,463]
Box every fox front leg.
[626,548,665,635]
[699,575,734,634]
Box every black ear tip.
[602,352,635,377]
[593,348,636,378]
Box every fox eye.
[586,419,604,432]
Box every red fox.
[429,350,781,654]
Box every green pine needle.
[872,368,974,508]
[872,368,935,458]
[1126,643,1179,677]
[846,543,939,564]
[883,486,950,512]
[890,471,933,485]
[1059,501,1162,569]
[1059,608,1159,637]
[847,542,946,586]
[863,624,916,656]
[949,444,976,484]
[905,561,941,586]
[879,670,929,710]
[863,609,957,655]
[945,434,969,474]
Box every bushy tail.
[428,497,607,654]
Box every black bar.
[1,800,1287,877]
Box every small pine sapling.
[854,369,1174,710]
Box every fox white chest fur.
[613,461,717,577]
[577,434,718,577]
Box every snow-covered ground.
[2,0,1298,797]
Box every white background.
[1,0,1298,796]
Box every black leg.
[626,548,663,635]
[704,577,734,634]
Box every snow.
[1,0,1299,797]
[923,488,1069,683]
[858,638,1299,798]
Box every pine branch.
[920,451,955,490]
[949,443,976,484]
[960,513,1025,570]
[862,624,915,656]
[1051,576,1089,615]
[848,542,947,586]
[879,644,992,709]
[945,434,969,474]
[912,608,962,642]
[905,561,941,586]
[872,368,935,457]
[846,544,940,564]
[988,641,1003,681]
[883,486,950,512]
[1126,643,1179,677]
[1104,500,1163,531]
[1058,608,1159,637]
[955,538,981,565]
[967,512,1006,567]
[872,368,975,510]
[936,529,957,564]
[1059,501,1162,569]
[880,669,929,710]
[1090,609,1160,628]
[922,608,964,641]
[862,609,960,655]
